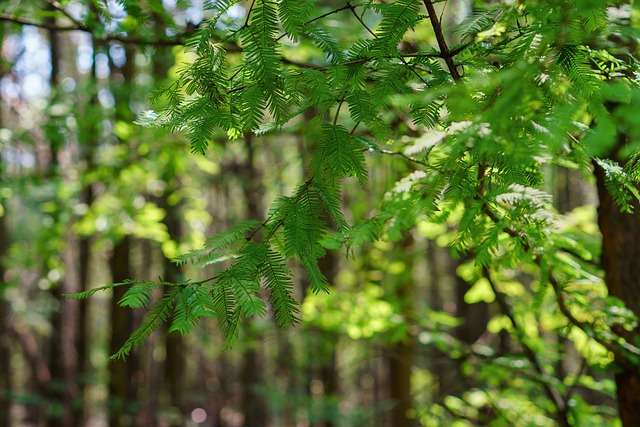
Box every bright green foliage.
[71,1,640,408]
[113,287,179,360]
[596,158,640,213]
[174,219,263,266]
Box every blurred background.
[0,1,617,426]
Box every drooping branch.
[476,166,640,368]
[482,268,570,426]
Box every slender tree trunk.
[109,236,138,427]
[315,252,339,427]
[239,134,269,426]
[44,12,83,426]
[162,209,186,425]
[150,17,188,422]
[0,51,12,426]
[76,36,103,426]
[44,12,63,425]
[108,44,139,427]
[0,174,11,427]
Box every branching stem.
[482,268,570,426]
[422,0,462,80]
[476,166,640,369]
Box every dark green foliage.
[310,124,368,183]
[263,249,299,327]
[373,0,423,52]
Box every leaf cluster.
[77,1,640,367]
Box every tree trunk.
[76,36,103,426]
[162,207,186,425]
[389,341,414,427]
[107,42,140,427]
[0,52,12,426]
[109,236,138,427]
[239,134,269,426]
[150,16,188,426]
[0,182,11,427]
[595,149,640,426]
[44,13,83,427]
[316,252,339,427]
[389,235,416,427]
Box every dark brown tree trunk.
[49,238,82,427]
[162,206,186,425]
[44,13,83,427]
[239,134,269,426]
[108,43,139,427]
[316,252,339,427]
[594,145,640,426]
[150,19,187,423]
[109,236,139,427]
[389,341,414,427]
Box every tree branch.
[43,0,85,29]
[475,163,639,368]
[0,12,193,46]
[345,2,430,86]
[422,0,462,80]
[482,268,570,426]
[478,189,640,369]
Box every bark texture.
[595,156,640,426]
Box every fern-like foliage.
[278,0,313,41]
[170,284,217,335]
[174,219,262,266]
[310,124,368,184]
[82,0,640,364]
[373,0,423,52]
[596,159,640,214]
[112,288,178,360]
[263,248,299,327]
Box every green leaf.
[111,289,178,360]
[310,123,368,184]
[118,282,157,308]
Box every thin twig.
[483,268,570,426]
[44,0,84,29]
[377,148,444,173]
[275,4,352,42]
[242,0,257,29]
[0,12,193,46]
[564,358,587,403]
[346,2,431,87]
[333,99,344,125]
[347,1,375,37]
[477,179,640,368]
[422,0,461,80]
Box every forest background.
[2,0,640,426]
